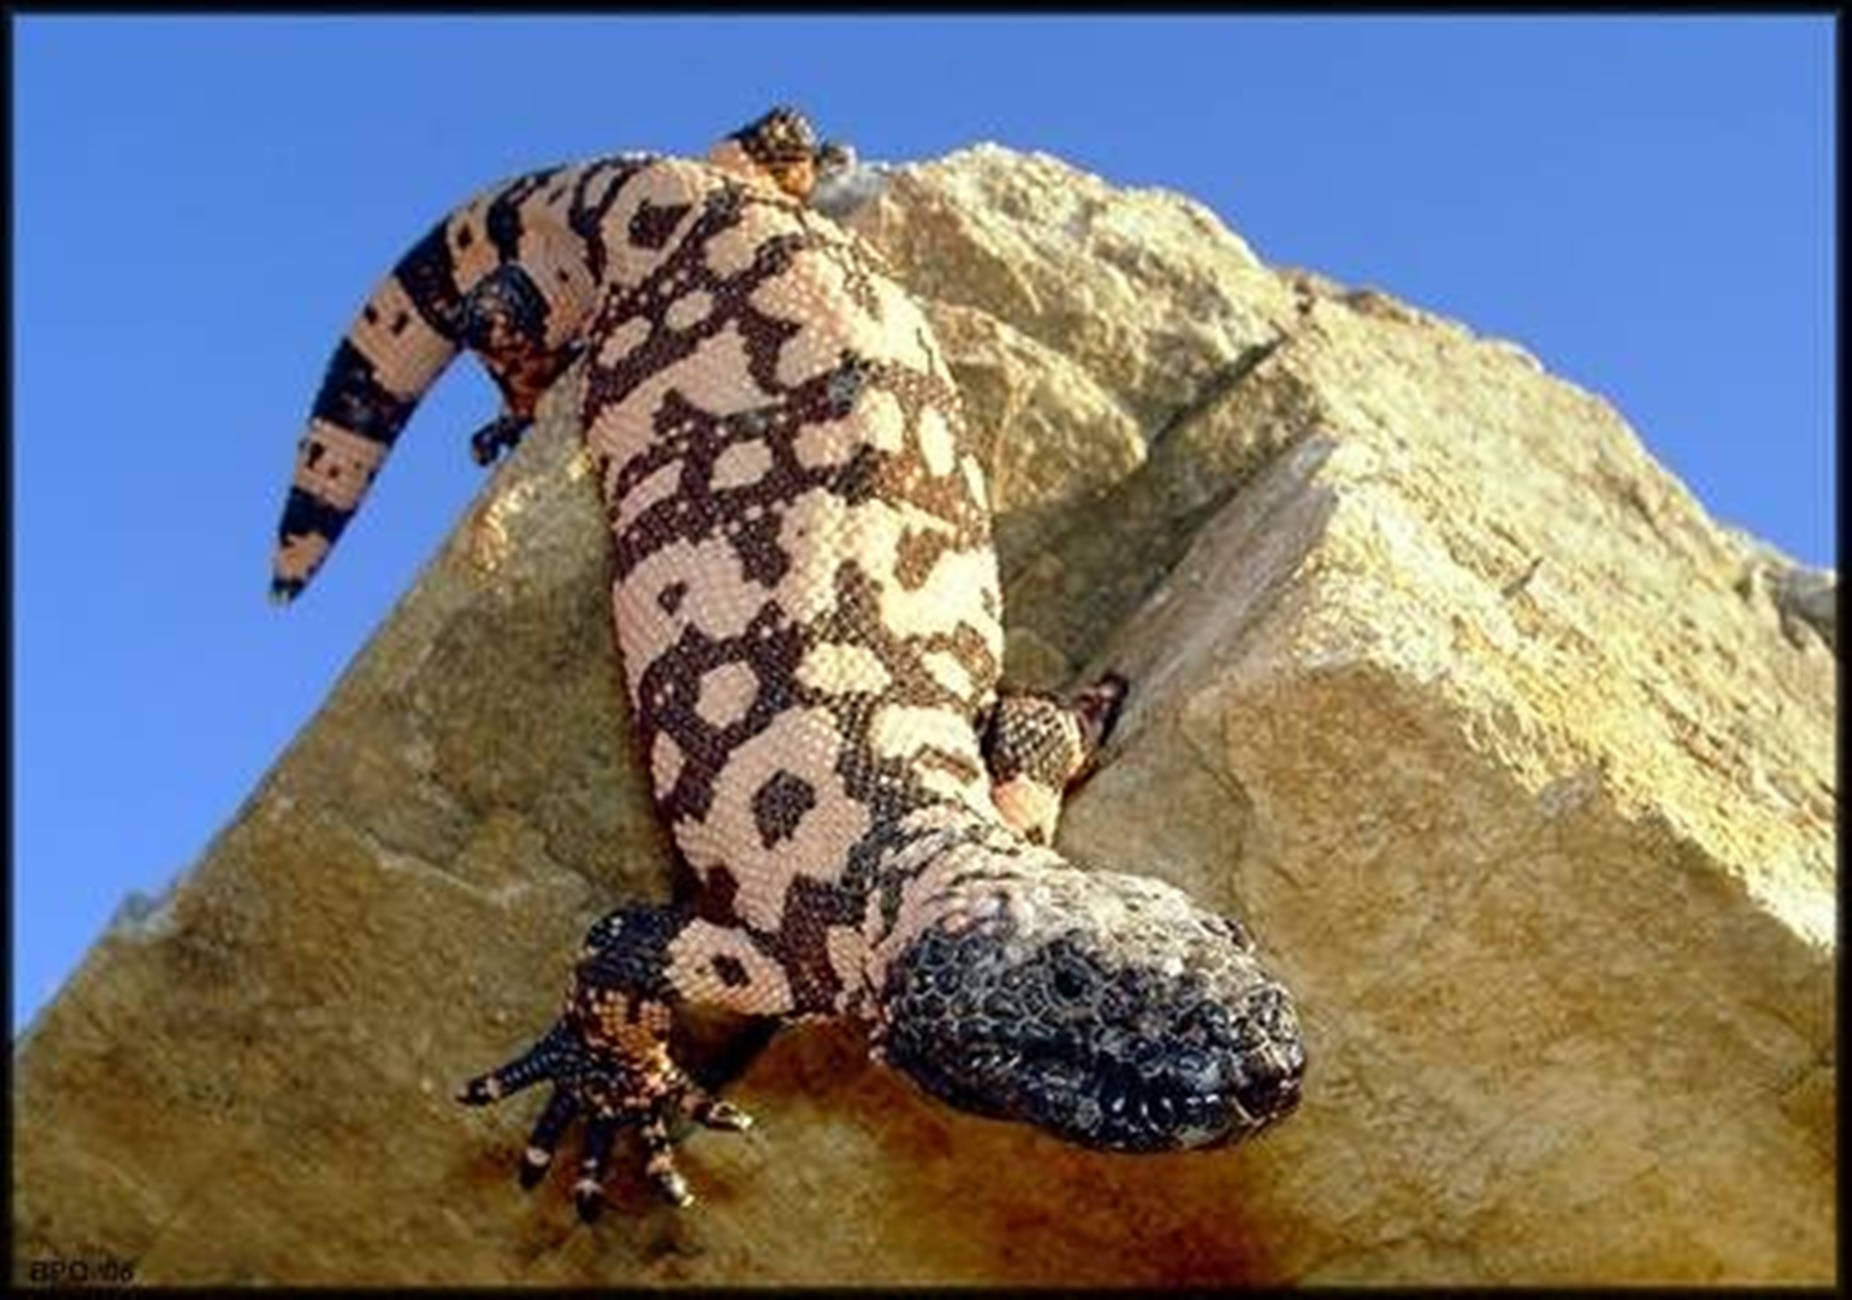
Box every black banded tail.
[271,216,468,603]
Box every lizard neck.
[844,801,1063,1031]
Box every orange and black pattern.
[278,107,1305,1221]
[271,108,851,604]
[271,151,661,602]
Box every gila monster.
[270,107,1305,1219]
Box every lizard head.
[710,104,852,204]
[876,854,1304,1152]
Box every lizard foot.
[458,1016,752,1219]
[981,670,1132,845]
[468,413,533,467]
[1070,669,1130,761]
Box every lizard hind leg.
[458,264,585,466]
[980,671,1130,846]
[457,902,758,1220]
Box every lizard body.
[274,109,1304,1219]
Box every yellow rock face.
[13,146,1833,1286]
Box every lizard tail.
[270,218,468,604]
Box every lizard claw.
[571,1115,621,1221]
[689,1096,753,1131]
[1072,670,1130,751]
[468,412,533,467]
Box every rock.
[12,146,1833,1286]
[1723,524,1837,654]
[845,145,1282,429]
[923,301,1145,593]
[808,155,890,223]
[1779,567,1836,651]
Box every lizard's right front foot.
[981,671,1130,845]
[458,997,751,1219]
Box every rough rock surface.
[13,145,1834,1286]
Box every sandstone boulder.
[13,146,1833,1286]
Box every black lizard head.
[878,859,1304,1152]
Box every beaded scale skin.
[271,108,1305,1220]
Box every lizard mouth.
[953,988,1305,1152]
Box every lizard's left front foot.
[459,1013,752,1219]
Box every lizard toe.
[516,1084,582,1188]
[570,1114,622,1221]
[468,412,532,467]
[457,1019,579,1104]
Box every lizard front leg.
[458,901,767,1218]
[980,671,1129,845]
[458,264,586,467]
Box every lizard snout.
[877,860,1305,1154]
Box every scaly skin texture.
[270,110,849,603]
[277,108,1305,1221]
[981,673,1128,845]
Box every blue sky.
[11,16,1835,1028]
